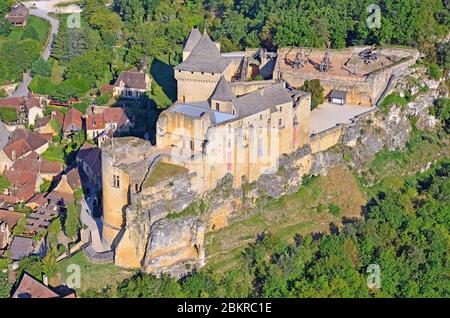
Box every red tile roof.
[35,116,51,128]
[27,194,48,207]
[99,84,114,94]
[51,110,64,126]
[2,131,48,161]
[0,209,24,232]
[63,108,83,131]
[12,177,37,202]
[103,107,128,126]
[3,139,32,161]
[86,113,105,131]
[0,93,40,113]
[6,5,29,25]
[66,168,82,191]
[12,273,70,298]
[39,159,62,174]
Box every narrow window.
[190,140,194,152]
[112,175,120,188]
[279,118,282,127]
[216,103,220,111]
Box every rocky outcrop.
[142,216,205,277]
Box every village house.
[48,167,82,205]
[113,68,152,99]
[0,129,49,174]
[62,107,83,138]
[6,3,29,27]
[9,236,46,260]
[76,144,102,187]
[0,93,45,125]
[0,209,24,250]
[0,155,62,206]
[85,107,132,144]
[34,110,64,137]
[12,272,76,298]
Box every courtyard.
[309,102,374,134]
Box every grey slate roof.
[330,90,347,100]
[0,119,10,150]
[232,84,295,118]
[9,237,34,260]
[183,28,202,53]
[211,76,236,102]
[170,102,237,125]
[114,68,147,90]
[175,32,234,73]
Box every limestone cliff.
[142,217,205,277]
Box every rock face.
[142,217,205,278]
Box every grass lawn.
[149,58,177,105]
[50,59,65,84]
[55,251,136,294]
[0,174,11,192]
[41,144,66,163]
[8,16,51,45]
[55,0,83,7]
[144,162,188,188]
[204,167,367,273]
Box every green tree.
[21,25,39,41]
[301,79,325,109]
[64,202,81,241]
[31,58,52,77]
[0,16,12,36]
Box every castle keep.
[99,29,419,274]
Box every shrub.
[0,174,11,192]
[21,25,39,41]
[428,63,443,80]
[0,107,17,123]
[301,79,325,110]
[328,203,341,217]
[95,93,110,105]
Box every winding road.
[10,1,81,97]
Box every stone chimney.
[11,150,16,161]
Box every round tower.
[101,151,130,246]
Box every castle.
[98,29,419,273]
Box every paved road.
[11,2,80,97]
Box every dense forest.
[77,158,449,298]
[2,0,448,101]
